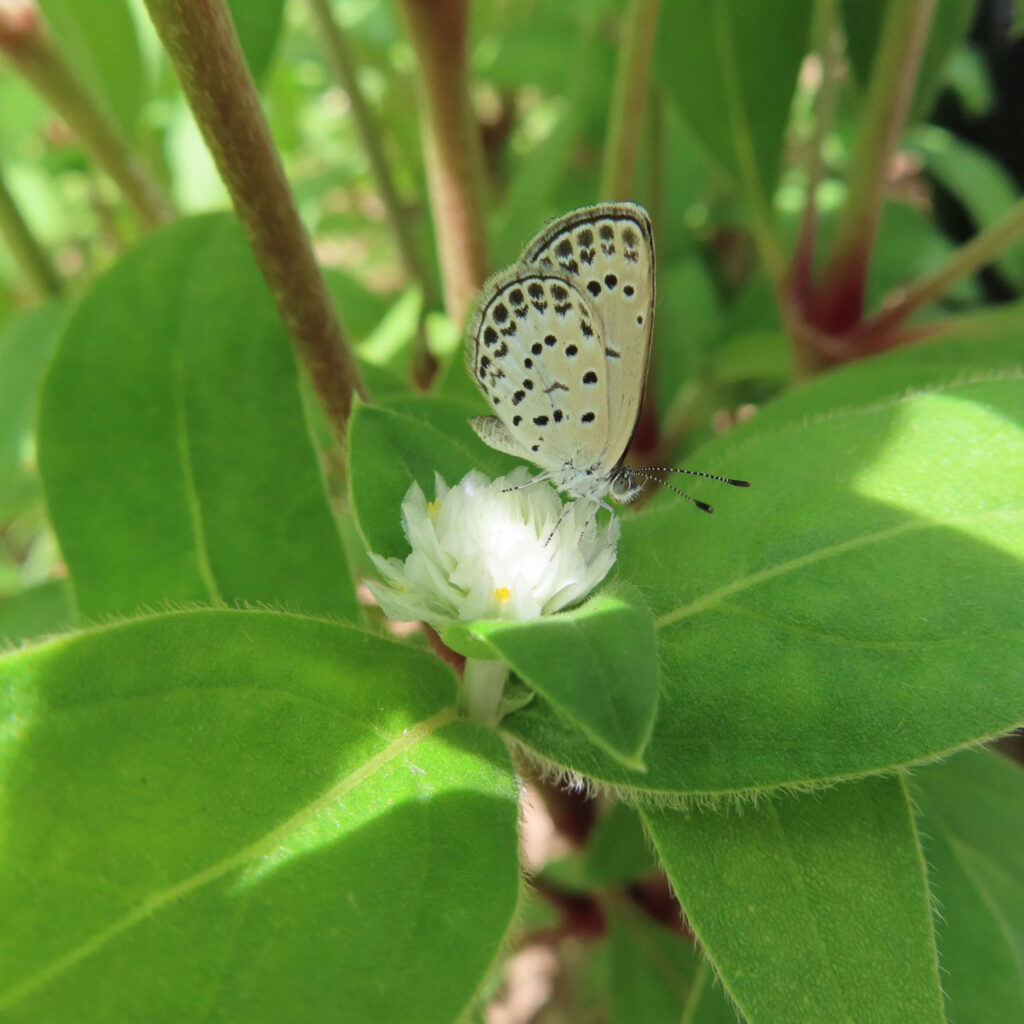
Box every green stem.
[397,0,489,325]
[600,0,663,201]
[461,658,508,725]
[810,0,936,330]
[711,4,787,288]
[0,168,62,297]
[861,197,1024,341]
[903,297,1024,344]
[308,0,437,386]
[307,0,428,290]
[143,0,367,440]
[790,0,841,302]
[0,1,174,229]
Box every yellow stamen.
[427,498,441,518]
[494,586,511,603]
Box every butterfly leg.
[501,472,553,494]
[543,498,579,547]
[575,500,609,545]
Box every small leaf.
[479,589,658,769]
[653,259,720,416]
[37,215,358,621]
[348,397,519,559]
[583,801,657,887]
[0,610,520,1022]
[912,747,1024,1023]
[226,0,286,83]
[643,777,945,1024]
[0,301,66,522]
[0,579,74,645]
[37,0,144,135]
[606,904,731,1024]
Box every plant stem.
[710,5,787,289]
[790,0,841,302]
[810,0,936,331]
[307,0,427,291]
[903,297,1024,344]
[397,0,489,326]
[143,0,367,440]
[308,0,437,386]
[600,0,663,201]
[0,168,62,297]
[861,196,1024,341]
[0,1,174,229]
[461,657,508,725]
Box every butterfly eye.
[610,471,642,503]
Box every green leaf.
[653,259,720,416]
[909,125,1024,291]
[0,610,520,1022]
[742,333,1024,435]
[37,0,144,135]
[475,589,658,769]
[606,904,734,1024]
[644,776,944,1024]
[0,579,74,645]
[841,0,978,122]
[0,301,66,522]
[37,215,358,622]
[656,1,813,200]
[348,397,519,559]
[868,200,981,309]
[226,0,285,83]
[912,748,1024,1023]
[582,801,657,887]
[505,353,1024,796]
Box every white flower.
[368,468,619,627]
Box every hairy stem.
[862,196,1024,341]
[143,0,367,440]
[0,1,174,228]
[600,0,663,201]
[0,168,62,296]
[810,0,936,331]
[397,0,489,326]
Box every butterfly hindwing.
[522,203,655,474]
[468,268,610,474]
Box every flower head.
[368,469,619,627]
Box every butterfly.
[467,202,749,514]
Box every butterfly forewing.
[469,268,611,474]
[522,203,655,474]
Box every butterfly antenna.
[645,466,751,488]
[632,471,715,513]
